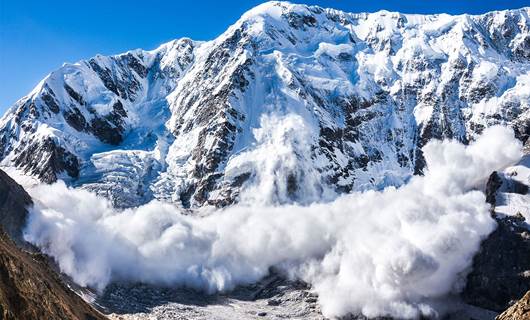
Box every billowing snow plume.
[225,114,336,205]
[23,125,522,318]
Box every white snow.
[22,126,522,319]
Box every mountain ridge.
[1,1,529,208]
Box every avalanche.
[1,2,530,318]
[23,125,522,319]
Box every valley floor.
[99,278,497,320]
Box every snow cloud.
[23,125,522,319]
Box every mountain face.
[1,2,529,208]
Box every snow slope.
[1,2,529,208]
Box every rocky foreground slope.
[0,170,106,320]
[497,291,530,320]
[1,2,529,208]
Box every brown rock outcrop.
[0,169,106,320]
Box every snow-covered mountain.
[1,2,529,208]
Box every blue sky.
[1,0,529,114]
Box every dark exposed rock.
[486,171,529,207]
[13,137,79,183]
[64,107,89,132]
[485,171,503,206]
[513,35,530,60]
[463,213,530,312]
[286,173,298,196]
[124,53,148,78]
[193,173,223,205]
[0,170,32,246]
[414,104,467,174]
[64,83,85,105]
[178,37,252,195]
[12,100,40,123]
[284,11,317,29]
[467,81,498,104]
[88,59,120,96]
[41,90,60,114]
[87,58,143,101]
[506,179,530,196]
[232,172,251,188]
[111,100,127,118]
[90,117,123,145]
[179,183,196,209]
[0,228,108,320]
[0,129,14,160]
[89,101,127,145]
[28,101,39,118]
[514,118,530,145]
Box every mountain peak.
[0,4,529,208]
[240,1,308,20]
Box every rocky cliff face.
[463,213,530,312]
[462,155,530,314]
[0,170,32,246]
[1,2,529,208]
[0,169,106,320]
[0,229,107,320]
[497,291,530,320]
